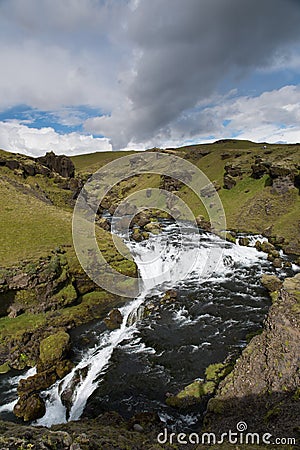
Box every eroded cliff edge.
[205,273,300,442]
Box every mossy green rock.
[225,231,236,243]
[261,274,283,292]
[283,273,300,301]
[166,380,204,408]
[39,331,70,369]
[238,237,250,246]
[13,393,46,422]
[0,361,10,374]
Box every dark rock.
[238,237,250,246]
[261,274,283,292]
[260,241,275,254]
[160,174,183,192]
[205,285,300,437]
[269,235,285,246]
[60,366,89,412]
[195,215,211,232]
[273,258,283,268]
[224,163,243,177]
[55,359,75,379]
[221,153,231,160]
[271,175,296,194]
[37,151,75,178]
[251,162,268,179]
[200,181,220,198]
[132,211,152,228]
[104,308,123,330]
[223,174,236,190]
[163,289,177,301]
[9,273,30,289]
[225,231,236,243]
[269,164,296,179]
[13,394,46,421]
[8,304,24,318]
[144,221,161,234]
[22,163,35,177]
[6,160,20,170]
[18,370,57,396]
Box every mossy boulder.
[260,241,276,253]
[161,289,177,304]
[55,359,75,378]
[273,257,283,268]
[18,370,57,396]
[39,331,70,370]
[13,393,46,422]
[166,380,204,408]
[238,237,250,246]
[166,361,233,409]
[223,174,236,189]
[283,273,300,302]
[0,361,10,374]
[104,308,123,330]
[261,274,283,292]
[225,231,236,244]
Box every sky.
[1,0,300,156]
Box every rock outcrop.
[205,274,300,439]
[37,151,75,178]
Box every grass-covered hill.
[0,148,136,378]
[72,139,300,255]
[0,140,299,446]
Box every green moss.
[205,362,228,382]
[177,380,204,399]
[15,290,37,307]
[39,331,70,366]
[207,397,224,414]
[0,361,10,374]
[270,291,279,303]
[203,380,216,394]
[0,313,47,343]
[52,283,77,307]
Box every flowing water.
[0,222,298,429]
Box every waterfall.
[2,225,296,427]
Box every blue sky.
[0,0,300,156]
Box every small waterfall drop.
[1,224,298,427]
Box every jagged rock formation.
[205,274,300,439]
[37,151,75,178]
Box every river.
[0,221,298,430]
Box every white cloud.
[95,85,300,149]
[0,121,111,156]
[1,0,300,151]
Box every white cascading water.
[2,225,295,426]
[35,224,199,426]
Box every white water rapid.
[1,224,298,427]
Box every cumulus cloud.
[85,0,300,148]
[0,121,111,156]
[1,0,300,152]
[0,0,130,111]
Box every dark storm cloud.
[91,0,300,147]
